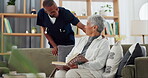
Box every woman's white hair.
[87,15,105,33]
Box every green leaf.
[109,10,111,12]
[104,10,108,12]
[7,0,16,5]
[109,7,112,9]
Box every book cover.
[113,22,116,35]
[106,22,113,35]
[104,22,110,35]
[110,23,114,35]
[104,27,108,35]
[4,18,13,33]
[115,22,119,35]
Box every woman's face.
[85,21,94,35]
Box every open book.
[52,53,87,65]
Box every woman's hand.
[69,64,78,69]
[67,62,78,69]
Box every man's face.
[44,3,59,18]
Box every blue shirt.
[36,7,80,48]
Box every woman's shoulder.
[101,38,109,46]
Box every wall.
[119,0,148,44]
[0,0,4,13]
[132,0,148,44]
[2,0,147,48]
[0,0,4,31]
[1,0,145,49]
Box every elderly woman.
[54,15,110,78]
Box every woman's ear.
[93,25,98,30]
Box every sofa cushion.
[141,46,147,57]
[102,41,123,78]
[115,43,143,77]
[121,65,135,78]
[8,48,57,77]
[135,57,148,78]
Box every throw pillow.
[58,45,74,62]
[115,43,143,78]
[141,46,147,57]
[126,43,143,65]
[102,41,123,78]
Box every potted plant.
[31,27,37,34]
[6,0,16,13]
[99,4,112,16]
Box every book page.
[52,61,67,66]
[52,53,80,66]
[66,53,80,63]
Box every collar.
[48,14,56,24]
[86,35,103,40]
[96,35,103,40]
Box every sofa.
[0,44,147,78]
[0,48,57,77]
[121,44,148,78]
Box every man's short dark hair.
[43,0,55,7]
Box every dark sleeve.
[64,9,80,26]
[36,8,44,27]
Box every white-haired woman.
[54,15,110,78]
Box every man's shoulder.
[59,7,66,11]
[59,7,71,14]
[38,8,46,14]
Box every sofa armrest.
[121,65,135,78]
[135,57,148,78]
[0,67,10,76]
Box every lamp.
[131,20,148,44]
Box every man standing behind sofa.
[36,0,85,61]
[54,15,110,78]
